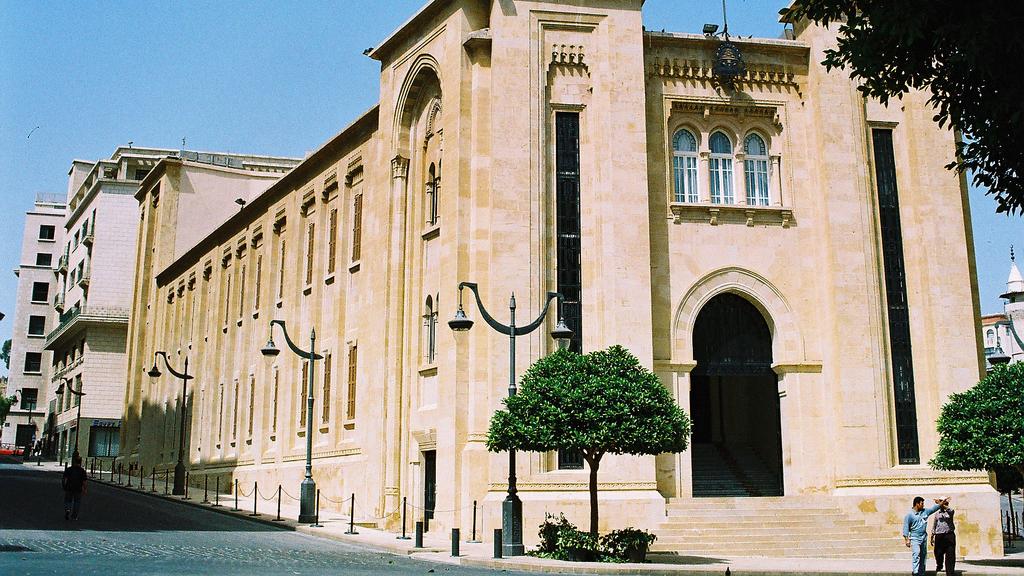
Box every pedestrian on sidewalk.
[902,496,943,576]
[62,454,88,520]
[930,497,955,575]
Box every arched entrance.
[690,292,783,497]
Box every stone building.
[985,253,1024,367]
[45,146,299,463]
[122,0,1002,557]
[2,194,66,454]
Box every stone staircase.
[653,496,908,559]
[691,443,782,497]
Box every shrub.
[538,513,576,554]
[556,527,600,562]
[600,528,657,562]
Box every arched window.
[672,129,699,203]
[424,296,438,363]
[744,133,770,206]
[709,131,734,204]
[985,328,996,347]
[426,163,438,226]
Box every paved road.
[0,462,514,576]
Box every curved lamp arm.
[271,320,324,360]
[58,377,86,396]
[156,351,194,381]
[515,292,562,336]
[459,282,511,335]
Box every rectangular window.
[254,254,263,310]
[709,157,734,204]
[31,282,49,303]
[673,156,698,203]
[248,374,255,438]
[346,344,358,421]
[74,376,82,406]
[277,239,286,299]
[38,225,55,241]
[88,426,120,457]
[558,448,584,470]
[223,275,231,325]
[238,264,246,318]
[217,383,224,443]
[271,367,279,434]
[351,194,362,262]
[299,361,309,427]
[327,208,338,274]
[744,159,770,206]
[322,353,332,423]
[35,253,52,267]
[19,388,38,409]
[23,352,42,374]
[232,379,240,440]
[555,111,583,353]
[305,222,315,285]
[27,315,46,336]
[872,128,920,465]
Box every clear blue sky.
[0,1,1018,375]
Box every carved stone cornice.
[550,44,587,71]
[489,481,658,492]
[651,58,800,93]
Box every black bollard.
[233,479,239,511]
[397,496,410,540]
[414,521,424,548]
[127,464,133,487]
[451,528,460,557]
[250,482,258,516]
[493,529,502,559]
[151,468,156,493]
[469,500,481,543]
[164,468,169,495]
[273,485,283,522]
[203,475,209,503]
[345,493,358,534]
[184,472,190,500]
[213,477,221,507]
[311,489,322,528]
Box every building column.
[698,152,711,203]
[771,155,783,206]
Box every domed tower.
[997,246,1024,364]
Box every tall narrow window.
[709,131,734,204]
[426,163,439,225]
[672,129,699,203]
[232,379,240,440]
[423,296,437,363]
[305,222,315,286]
[277,239,286,300]
[299,361,309,427]
[351,194,363,262]
[433,160,441,223]
[217,383,225,443]
[872,128,920,465]
[555,111,583,353]
[247,375,255,437]
[271,367,279,434]
[744,134,770,206]
[238,264,246,318]
[346,345,358,421]
[322,353,332,423]
[254,254,262,309]
[327,208,338,274]
[223,275,231,326]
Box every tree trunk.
[588,456,601,538]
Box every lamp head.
[551,317,573,348]
[261,338,281,357]
[703,23,719,36]
[54,382,64,395]
[448,305,474,332]
[147,363,161,378]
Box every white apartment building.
[2,194,66,454]
[985,253,1024,368]
[44,146,299,462]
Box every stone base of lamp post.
[502,494,525,557]
[173,460,186,495]
[298,476,317,523]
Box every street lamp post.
[260,319,323,524]
[448,282,572,557]
[55,378,86,461]
[147,351,194,495]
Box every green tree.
[930,363,1024,478]
[0,394,14,429]
[787,1,1024,215]
[487,345,691,537]
[1,339,10,370]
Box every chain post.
[233,479,239,511]
[250,482,259,516]
[213,477,221,507]
[397,496,410,540]
[273,485,283,522]
[345,493,358,534]
[203,475,209,503]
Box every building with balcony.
[985,253,1024,368]
[46,146,300,463]
[121,0,1002,559]
[2,194,66,454]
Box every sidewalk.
[75,463,1024,576]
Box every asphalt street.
[0,461,519,576]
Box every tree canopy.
[0,395,15,429]
[488,345,691,536]
[788,1,1024,215]
[1,339,10,370]
[930,362,1024,477]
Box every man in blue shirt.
[902,496,943,576]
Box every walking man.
[902,496,943,576]
[931,497,956,575]
[62,454,88,520]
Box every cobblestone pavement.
[0,464,516,576]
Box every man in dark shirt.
[61,455,88,520]
[930,497,955,576]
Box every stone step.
[654,532,902,544]
[651,539,906,553]
[665,508,846,519]
[651,549,907,559]
[655,522,877,534]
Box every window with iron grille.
[254,254,263,310]
[238,264,246,318]
[277,239,286,299]
[558,448,584,470]
[346,345,358,421]
[555,112,583,353]
[232,379,240,440]
[271,367,279,434]
[351,194,363,263]
[328,208,338,274]
[300,361,309,427]
[248,374,255,437]
[322,353,332,423]
[872,128,920,465]
[305,222,315,286]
